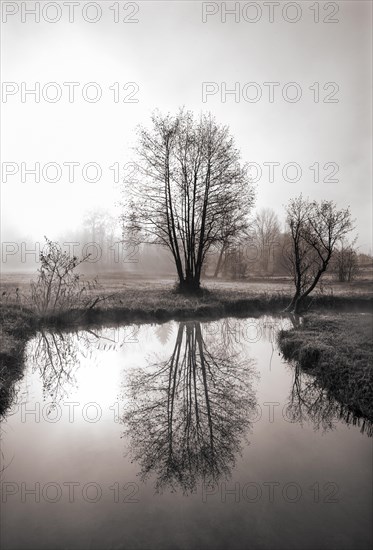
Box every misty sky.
[1,0,372,252]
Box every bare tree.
[220,243,250,280]
[212,208,253,279]
[332,238,359,282]
[284,196,353,313]
[83,208,107,244]
[122,109,255,292]
[252,208,281,276]
[83,208,122,271]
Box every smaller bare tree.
[332,238,359,282]
[221,243,249,280]
[252,208,281,276]
[284,196,353,313]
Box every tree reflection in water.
[283,312,372,436]
[28,329,100,404]
[285,364,373,437]
[122,321,257,495]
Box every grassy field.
[1,271,373,297]
[1,272,372,322]
[278,313,373,426]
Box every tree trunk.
[285,294,297,312]
[285,290,303,313]
[213,246,225,278]
[293,295,302,314]
[178,274,201,294]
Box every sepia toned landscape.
[1,2,372,550]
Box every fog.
[1,1,372,273]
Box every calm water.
[0,316,372,550]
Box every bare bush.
[30,238,99,314]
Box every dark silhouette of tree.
[122,109,255,292]
[121,321,257,494]
[284,196,353,313]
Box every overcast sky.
[1,0,372,252]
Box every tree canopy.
[122,109,255,291]
[284,195,354,313]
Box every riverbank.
[278,313,373,424]
[1,284,372,417]
[2,285,372,327]
[0,307,36,416]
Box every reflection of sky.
[10,315,301,411]
[23,321,181,406]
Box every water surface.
[1,316,372,550]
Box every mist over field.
[1,1,372,267]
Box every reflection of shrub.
[0,307,35,418]
[30,237,98,313]
[278,314,373,423]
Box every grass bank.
[1,284,372,418]
[278,313,373,424]
[38,286,373,328]
[0,307,36,417]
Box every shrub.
[30,237,98,314]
